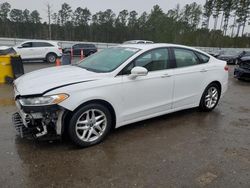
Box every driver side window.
[122,48,170,75]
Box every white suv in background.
[13,40,62,63]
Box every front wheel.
[68,103,112,147]
[199,83,220,111]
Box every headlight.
[19,94,69,106]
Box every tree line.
[1,1,250,47]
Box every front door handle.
[200,69,208,72]
[161,74,172,78]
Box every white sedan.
[13,44,228,147]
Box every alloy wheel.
[48,55,56,63]
[75,109,107,142]
[205,86,219,109]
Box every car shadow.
[112,107,209,135]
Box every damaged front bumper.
[12,100,65,140]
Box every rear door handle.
[200,69,208,72]
[161,74,172,78]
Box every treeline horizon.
[1,1,250,47]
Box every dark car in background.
[216,50,250,65]
[216,50,241,64]
[234,56,250,81]
[208,50,227,58]
[63,43,97,57]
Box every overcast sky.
[4,0,206,21]
[4,0,248,33]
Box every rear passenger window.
[32,42,53,47]
[86,44,95,48]
[173,48,200,68]
[79,44,87,48]
[196,52,210,63]
[74,44,88,48]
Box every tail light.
[224,65,229,71]
[58,48,62,52]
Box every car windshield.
[123,41,137,44]
[76,47,140,72]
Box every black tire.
[87,51,94,57]
[68,103,112,147]
[199,83,221,112]
[46,53,57,63]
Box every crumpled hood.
[14,65,106,96]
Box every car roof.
[73,43,95,46]
[20,40,58,45]
[74,43,94,45]
[119,43,208,54]
[123,40,154,43]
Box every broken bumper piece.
[12,103,64,140]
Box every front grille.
[12,112,32,138]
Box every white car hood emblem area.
[14,65,105,96]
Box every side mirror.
[129,66,148,79]
[17,46,22,49]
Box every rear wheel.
[68,103,112,147]
[199,83,220,111]
[46,53,57,63]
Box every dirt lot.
[0,63,249,188]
